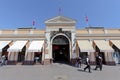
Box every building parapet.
[76,28,120,35]
[0,29,45,35]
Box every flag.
[59,8,61,15]
[86,16,88,22]
[32,20,35,26]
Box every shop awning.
[8,41,28,52]
[110,40,120,49]
[0,41,11,52]
[28,40,44,52]
[94,40,114,52]
[78,40,95,52]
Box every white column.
[71,32,76,59]
[45,32,50,59]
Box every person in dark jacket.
[94,55,102,71]
[84,56,91,73]
[76,57,82,68]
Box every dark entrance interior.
[52,35,69,63]
[34,52,42,63]
[79,51,88,63]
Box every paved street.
[0,63,120,80]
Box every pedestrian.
[75,57,82,68]
[1,55,5,66]
[5,55,8,65]
[94,55,102,71]
[84,56,91,73]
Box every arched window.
[53,35,69,45]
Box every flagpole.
[32,19,35,29]
[86,16,89,27]
[86,21,89,27]
[58,8,62,15]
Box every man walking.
[76,57,82,68]
[94,55,102,71]
[84,56,91,73]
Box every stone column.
[44,32,51,65]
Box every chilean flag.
[32,20,35,26]
[86,16,88,22]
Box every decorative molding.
[50,31,71,41]
[45,16,76,23]
[45,16,76,26]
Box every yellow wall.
[76,29,89,34]
[33,30,45,34]
[107,29,120,34]
[2,30,14,34]
[91,29,104,34]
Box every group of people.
[1,55,8,66]
[75,54,103,73]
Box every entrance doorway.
[17,46,26,63]
[34,52,42,63]
[52,35,70,63]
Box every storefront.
[93,40,115,65]
[77,40,95,64]
[0,15,120,65]
[110,40,120,64]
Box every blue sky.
[0,0,120,29]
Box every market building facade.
[0,15,120,65]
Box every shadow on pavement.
[77,69,92,73]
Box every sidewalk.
[0,63,120,80]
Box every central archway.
[52,35,70,63]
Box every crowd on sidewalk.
[0,53,103,74]
[75,54,103,73]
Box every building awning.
[94,40,114,52]
[0,41,11,52]
[8,41,28,52]
[28,40,44,52]
[78,40,95,52]
[110,40,120,49]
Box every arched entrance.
[52,35,70,63]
